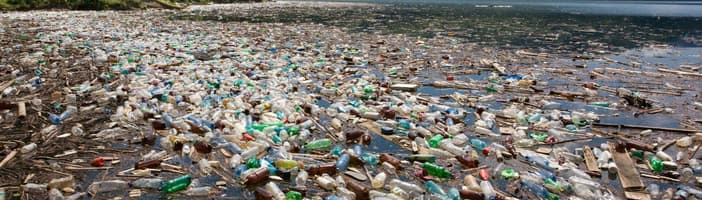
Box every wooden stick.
[658,68,702,77]
[0,150,18,168]
[641,173,680,182]
[593,122,699,133]
[64,166,113,170]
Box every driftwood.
[609,142,644,191]
[582,146,600,174]
[0,150,18,168]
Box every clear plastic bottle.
[131,178,163,189]
[199,159,213,175]
[185,186,211,196]
[87,180,129,194]
[48,188,63,200]
[388,179,425,194]
[264,182,285,200]
[336,187,356,200]
[439,139,466,156]
[371,172,387,189]
[316,174,337,191]
[479,181,496,200]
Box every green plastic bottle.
[247,157,261,168]
[501,169,517,179]
[160,175,191,193]
[363,86,374,94]
[305,139,332,150]
[423,162,452,178]
[546,192,560,200]
[251,122,284,131]
[648,156,663,173]
[531,133,548,141]
[428,135,444,148]
[544,178,564,193]
[286,126,300,136]
[285,191,302,200]
[630,150,644,159]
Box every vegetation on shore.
[0,0,265,10]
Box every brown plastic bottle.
[244,167,270,185]
[345,130,365,141]
[307,163,337,176]
[460,189,485,200]
[379,153,402,169]
[344,177,370,200]
[134,159,161,170]
[456,155,479,168]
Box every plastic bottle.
[470,139,487,150]
[388,179,425,194]
[265,182,285,200]
[275,159,299,170]
[23,183,46,194]
[429,135,444,148]
[286,191,303,200]
[475,127,499,137]
[425,181,447,197]
[305,138,332,150]
[295,170,309,186]
[308,163,338,176]
[372,172,387,189]
[648,184,660,198]
[316,174,337,191]
[131,178,163,189]
[648,156,663,173]
[452,134,469,146]
[526,155,554,171]
[447,188,460,200]
[160,175,191,193]
[439,139,466,156]
[199,159,213,175]
[430,148,455,159]
[186,186,211,196]
[87,180,129,194]
[408,154,436,163]
[336,153,350,172]
[48,176,75,189]
[681,167,694,183]
[463,175,481,191]
[336,187,356,200]
[656,151,673,161]
[479,181,496,200]
[361,153,379,165]
[49,188,63,200]
[423,162,452,178]
[521,181,552,200]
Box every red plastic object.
[479,169,489,180]
[482,146,491,156]
[243,133,255,141]
[91,157,105,167]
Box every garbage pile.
[0,4,701,200]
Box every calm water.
[177,0,702,53]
